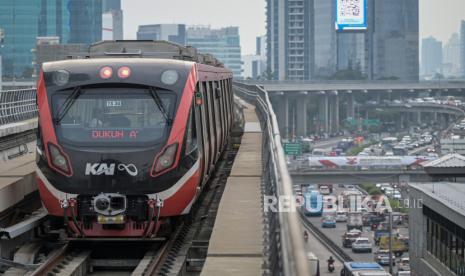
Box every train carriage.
[35,41,233,238]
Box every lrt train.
[35,41,234,238]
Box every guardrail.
[233,83,309,276]
[0,89,38,126]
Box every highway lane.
[302,184,410,274]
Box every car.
[392,191,402,200]
[398,257,410,271]
[335,211,348,222]
[319,185,331,195]
[374,250,396,266]
[397,271,410,276]
[342,230,362,248]
[352,237,372,253]
[322,216,336,228]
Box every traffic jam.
[296,182,411,275]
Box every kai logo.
[85,163,138,176]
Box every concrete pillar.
[318,94,329,134]
[330,95,340,134]
[277,96,289,138]
[296,97,307,137]
[417,111,422,125]
[400,114,404,130]
[347,93,355,119]
[433,112,438,122]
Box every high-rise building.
[0,0,72,78]
[0,0,105,78]
[442,33,460,77]
[0,1,40,77]
[102,0,123,40]
[313,0,368,79]
[242,36,267,79]
[137,24,186,45]
[187,26,242,78]
[421,36,443,77]
[266,0,419,81]
[68,0,102,45]
[461,21,465,77]
[102,10,123,40]
[266,0,314,80]
[102,0,121,12]
[371,0,419,81]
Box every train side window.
[185,107,197,154]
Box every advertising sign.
[335,0,367,31]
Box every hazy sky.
[123,0,465,55]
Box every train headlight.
[161,70,179,85]
[53,70,70,86]
[48,143,72,175]
[153,143,178,175]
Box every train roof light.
[99,66,113,79]
[118,66,131,79]
[53,70,70,86]
[161,70,179,85]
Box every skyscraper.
[266,0,419,81]
[137,24,186,45]
[187,26,242,78]
[443,33,460,77]
[102,0,123,40]
[461,21,465,77]
[266,0,314,80]
[0,0,71,78]
[68,0,102,45]
[102,0,121,12]
[371,0,419,81]
[421,36,443,76]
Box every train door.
[207,82,218,164]
[214,81,224,153]
[196,83,208,184]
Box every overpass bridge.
[236,81,465,138]
[291,169,431,185]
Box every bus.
[302,191,323,216]
[341,262,391,276]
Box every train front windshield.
[52,87,176,146]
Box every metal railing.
[0,89,38,126]
[233,83,309,276]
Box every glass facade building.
[0,0,103,78]
[187,26,242,78]
[68,0,102,45]
[371,0,419,81]
[0,1,41,77]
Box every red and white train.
[35,41,233,238]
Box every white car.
[335,211,348,222]
[320,185,330,195]
[352,237,372,253]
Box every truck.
[379,236,409,257]
[347,212,363,231]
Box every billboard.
[335,0,367,31]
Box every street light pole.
[389,212,393,275]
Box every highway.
[301,184,410,274]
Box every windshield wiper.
[54,86,82,125]
[149,87,172,125]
